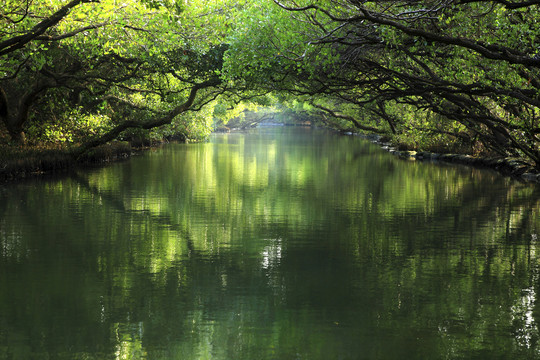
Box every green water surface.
[1,127,539,359]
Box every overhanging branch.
[74,77,221,156]
[0,0,98,56]
[311,102,386,133]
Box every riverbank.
[0,141,135,182]
[2,129,539,184]
[347,132,540,184]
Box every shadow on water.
[0,127,539,359]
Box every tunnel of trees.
[1,0,539,169]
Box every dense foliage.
[0,0,235,150]
[1,0,539,168]
[223,0,540,167]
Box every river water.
[0,127,539,359]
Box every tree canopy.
[0,0,236,148]
[1,0,540,169]
[223,0,540,167]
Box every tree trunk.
[7,126,27,144]
[0,83,43,145]
[1,108,28,145]
[2,113,27,144]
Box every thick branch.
[74,77,221,156]
[0,0,98,56]
[274,0,540,68]
[311,103,386,133]
[35,22,108,41]
[459,0,540,9]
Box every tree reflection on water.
[0,128,539,359]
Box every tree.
[2,0,539,169]
[0,0,101,143]
[221,0,540,168]
[0,0,237,151]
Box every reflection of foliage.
[0,129,539,358]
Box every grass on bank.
[0,141,133,181]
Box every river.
[1,127,539,359]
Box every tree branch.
[74,77,222,156]
[311,102,387,133]
[0,0,98,56]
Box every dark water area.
[0,127,539,359]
